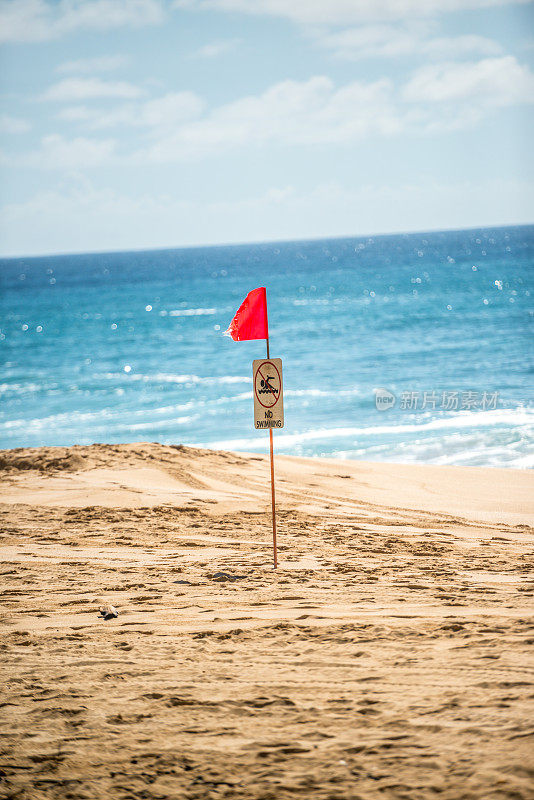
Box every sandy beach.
[0,442,533,800]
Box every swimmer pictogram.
[259,375,278,396]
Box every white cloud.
[25,134,117,168]
[42,59,534,164]
[319,24,503,61]
[54,77,398,152]
[0,0,164,43]
[402,55,534,105]
[320,23,430,60]
[57,106,99,122]
[56,55,130,74]
[42,77,144,102]
[174,0,533,26]
[141,61,534,160]
[142,92,206,126]
[0,115,31,134]
[57,91,204,129]
[58,103,143,128]
[144,76,400,161]
[193,38,241,58]
[14,75,404,168]
[421,34,504,59]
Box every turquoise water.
[1,225,533,467]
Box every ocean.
[1,225,532,468]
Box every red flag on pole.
[225,287,269,341]
[225,285,278,569]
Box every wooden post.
[266,337,278,569]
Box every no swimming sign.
[253,358,284,429]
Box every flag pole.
[266,336,278,569]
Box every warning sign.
[253,358,284,429]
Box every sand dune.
[0,443,533,799]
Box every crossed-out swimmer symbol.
[255,362,281,409]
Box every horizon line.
[1,220,532,262]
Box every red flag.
[225,287,269,341]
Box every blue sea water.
[1,225,533,467]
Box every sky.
[0,0,533,257]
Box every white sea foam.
[97,372,251,385]
[0,391,255,431]
[384,433,533,469]
[284,388,360,398]
[373,430,534,468]
[203,408,533,449]
[2,397,531,471]
[168,308,216,316]
[194,407,534,468]
[115,415,197,432]
[0,382,54,394]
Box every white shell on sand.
[98,604,118,620]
